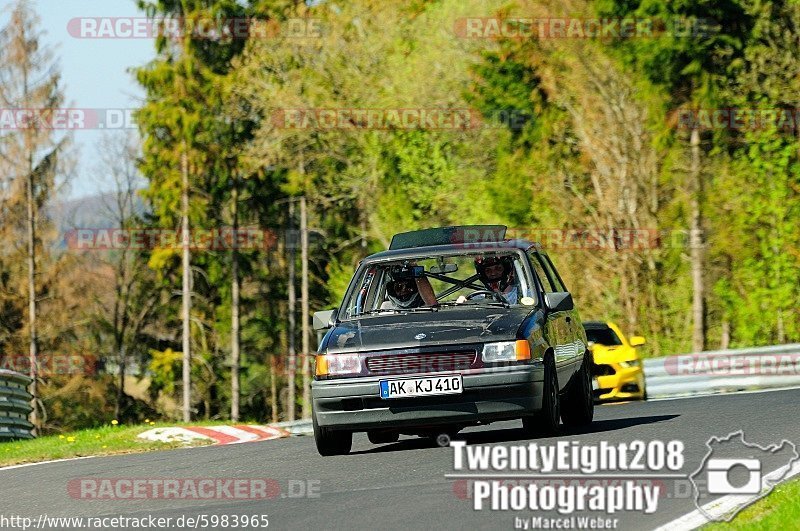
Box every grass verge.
[0,423,214,467]
[703,476,800,530]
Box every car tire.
[313,412,352,456]
[522,353,560,436]
[367,430,399,445]
[561,351,594,428]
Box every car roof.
[364,225,544,263]
[364,240,540,263]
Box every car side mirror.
[544,291,574,312]
[313,309,338,330]
[629,336,646,347]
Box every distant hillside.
[47,192,148,249]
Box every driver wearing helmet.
[474,255,519,304]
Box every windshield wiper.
[356,306,439,317]
[434,301,482,308]
[480,301,511,308]
[357,309,397,316]
[434,300,511,309]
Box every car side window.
[541,254,567,292]
[511,256,537,304]
[530,251,565,292]
[344,266,379,317]
[527,250,555,293]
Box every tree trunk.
[181,140,192,422]
[230,179,240,422]
[720,320,730,350]
[115,345,126,420]
[270,354,278,423]
[286,201,296,422]
[689,126,705,352]
[25,161,39,434]
[300,196,311,419]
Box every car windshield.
[340,251,536,319]
[585,326,623,346]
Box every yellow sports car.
[584,321,647,401]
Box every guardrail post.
[0,369,35,440]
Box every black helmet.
[386,275,421,308]
[474,255,514,291]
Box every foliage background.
[0,0,797,430]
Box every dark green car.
[311,226,593,456]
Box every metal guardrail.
[644,343,800,398]
[0,369,35,440]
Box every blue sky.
[2,0,154,199]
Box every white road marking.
[137,426,213,444]
[206,425,262,443]
[0,456,95,472]
[646,385,800,402]
[652,459,800,530]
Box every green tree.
[598,0,754,351]
[0,1,69,431]
[136,0,252,420]
[711,0,800,346]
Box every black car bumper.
[312,365,543,432]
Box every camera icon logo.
[706,458,761,494]
[689,430,799,522]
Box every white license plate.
[379,375,462,399]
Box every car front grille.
[366,351,476,375]
[621,383,640,393]
[592,363,616,376]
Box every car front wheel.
[313,412,352,456]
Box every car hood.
[590,343,638,364]
[324,306,533,354]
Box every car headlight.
[315,353,360,376]
[482,340,531,363]
[618,360,641,369]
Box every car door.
[539,253,584,373]
[527,250,572,389]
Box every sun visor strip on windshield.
[388,225,507,250]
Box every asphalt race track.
[3,388,799,530]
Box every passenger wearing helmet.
[385,276,424,309]
[474,255,518,304]
[381,265,438,310]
